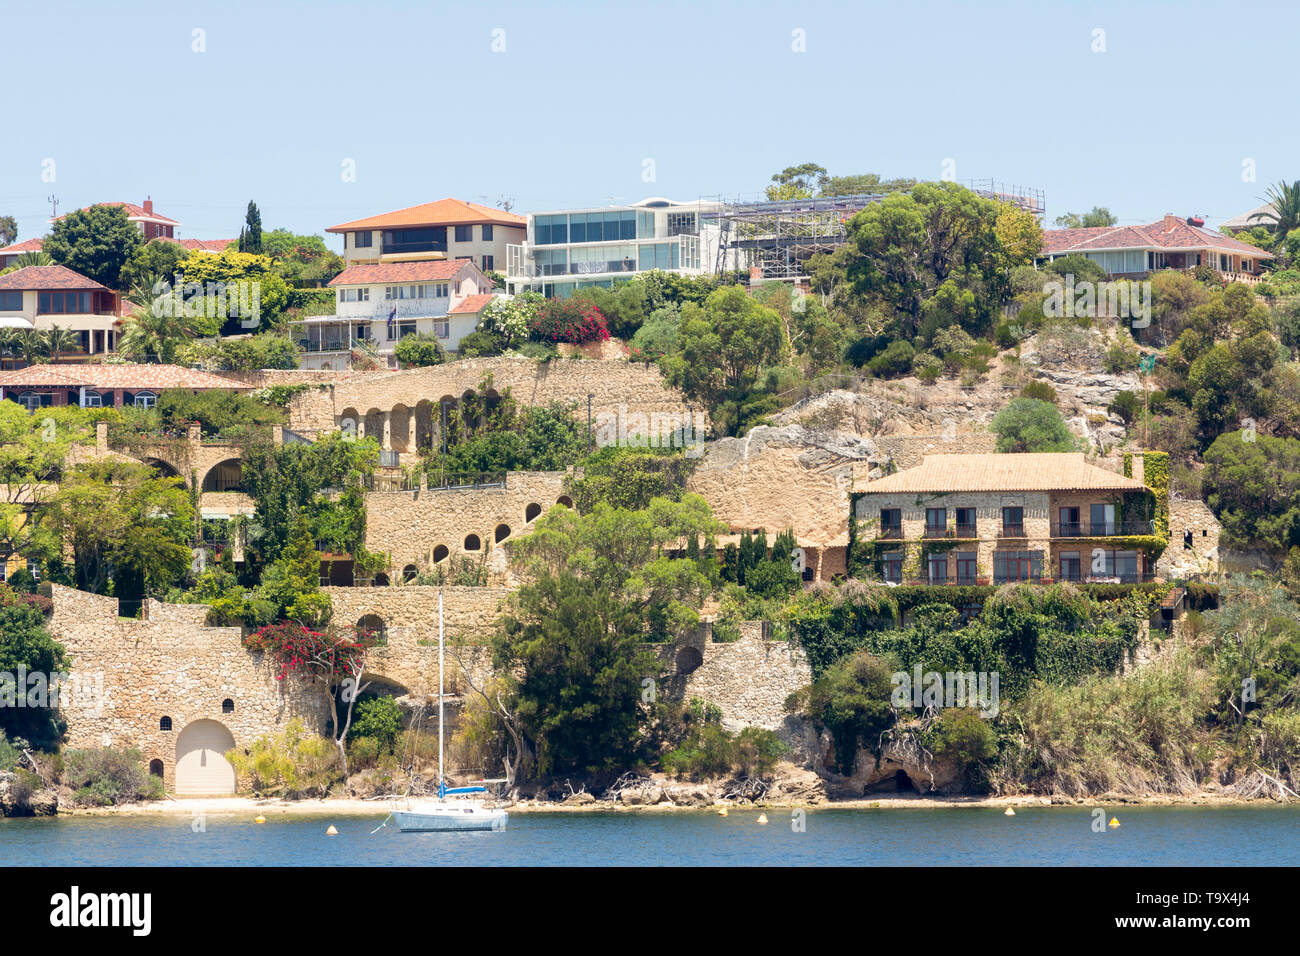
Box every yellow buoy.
[1109,817,1121,828]
[326,825,338,835]
[717,807,728,816]
[1004,807,1016,816]
[756,813,768,825]
[254,815,266,824]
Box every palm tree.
[13,329,49,365]
[1247,180,1300,246]
[13,250,53,268]
[117,279,198,363]
[42,327,79,363]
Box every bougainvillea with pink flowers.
[529,298,611,344]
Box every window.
[925,508,948,537]
[637,210,656,238]
[82,391,103,408]
[434,321,449,338]
[1090,503,1115,535]
[133,391,157,408]
[927,553,948,584]
[38,290,91,314]
[994,550,1042,583]
[0,291,21,311]
[1001,506,1024,536]
[416,283,448,298]
[222,698,234,714]
[455,225,473,242]
[398,322,416,338]
[464,534,481,551]
[481,225,493,241]
[881,551,903,584]
[159,716,172,731]
[879,508,902,538]
[1184,530,1194,550]
[956,551,977,585]
[955,508,977,537]
[382,227,446,254]
[1059,551,1081,582]
[402,564,418,583]
[15,391,51,410]
[0,558,6,582]
[481,255,494,272]
[1058,506,1080,536]
[353,231,373,248]
[339,287,369,302]
[27,558,39,581]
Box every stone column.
[382,411,392,451]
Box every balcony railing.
[382,240,446,256]
[1051,520,1156,537]
[999,524,1026,538]
[922,525,950,539]
[877,526,904,540]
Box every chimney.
[748,266,764,285]
[1129,452,1145,485]
[143,196,153,216]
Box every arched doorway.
[175,719,237,794]
[148,759,164,778]
[202,459,243,493]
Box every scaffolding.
[706,180,1046,280]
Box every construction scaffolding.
[705,179,1046,280]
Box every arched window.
[525,503,542,522]
[464,534,481,551]
[402,564,418,583]
[221,699,234,714]
[432,544,449,563]
[494,523,511,543]
[372,572,390,587]
[132,390,157,409]
[557,495,574,509]
[159,716,173,731]
[82,390,104,408]
[148,759,164,778]
[357,614,387,643]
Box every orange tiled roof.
[1043,214,1273,258]
[0,265,108,292]
[327,260,479,286]
[0,364,250,391]
[449,293,495,314]
[53,201,181,226]
[860,453,1149,494]
[0,238,45,256]
[327,198,525,233]
[172,238,235,252]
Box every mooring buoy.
[756,813,768,825]
[326,825,339,835]
[1004,807,1016,816]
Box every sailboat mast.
[438,587,445,799]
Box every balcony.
[381,240,446,257]
[1051,520,1156,537]
[999,524,1026,538]
[923,525,951,539]
[877,526,904,540]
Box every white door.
[174,720,237,795]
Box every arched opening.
[432,544,449,563]
[390,403,411,452]
[159,716,172,731]
[144,457,181,480]
[414,400,435,452]
[148,759,164,778]
[339,407,360,438]
[363,408,385,444]
[356,613,387,643]
[675,646,704,676]
[174,719,237,795]
[525,502,542,522]
[202,459,243,493]
[131,390,158,409]
[221,698,234,714]
[494,523,511,543]
[402,564,418,583]
[372,572,390,587]
[557,495,574,509]
[464,534,481,551]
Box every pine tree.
[243,201,262,254]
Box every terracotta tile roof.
[328,260,478,286]
[859,453,1149,494]
[0,265,108,292]
[0,238,45,256]
[449,293,495,314]
[0,364,251,391]
[327,198,525,233]
[53,201,180,226]
[172,238,234,252]
[1043,215,1273,258]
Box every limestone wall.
[1158,498,1222,579]
[48,585,328,791]
[363,472,570,573]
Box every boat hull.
[392,808,508,832]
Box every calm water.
[2,806,1298,866]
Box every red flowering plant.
[243,620,380,773]
[529,298,610,345]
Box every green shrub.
[394,332,445,368]
[1020,380,1057,404]
[63,747,164,806]
[348,695,404,752]
[456,330,505,357]
[867,340,915,377]
[226,718,341,796]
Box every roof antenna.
[48,194,59,219]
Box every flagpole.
[438,587,444,800]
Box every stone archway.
[174,719,237,794]
[202,459,244,493]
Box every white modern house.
[292,259,496,369]
[0,265,124,358]
[504,197,722,298]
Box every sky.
[2,0,1297,251]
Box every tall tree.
[42,204,142,290]
[0,215,17,246]
[1248,180,1300,246]
[1054,207,1118,228]
[241,200,263,254]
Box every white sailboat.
[391,589,509,833]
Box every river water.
[2,805,1298,866]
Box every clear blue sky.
[3,0,1296,251]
